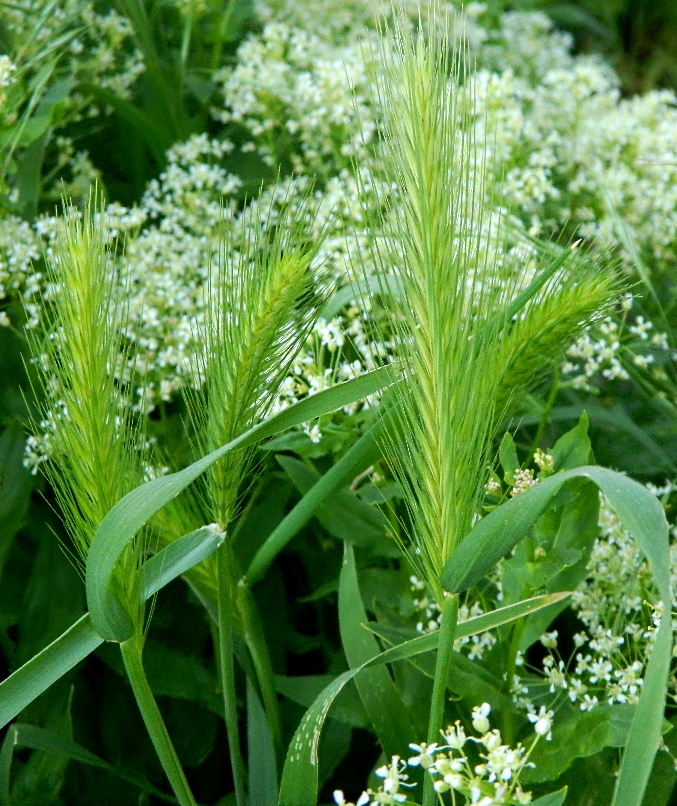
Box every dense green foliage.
[2,2,677,805]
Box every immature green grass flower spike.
[371,8,619,601]
[29,196,143,608]
[189,189,330,531]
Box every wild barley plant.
[366,14,619,804]
[28,201,200,805]
[30,203,143,622]
[179,191,330,804]
[29,190,333,805]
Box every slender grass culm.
[28,196,198,806]
[366,9,620,805]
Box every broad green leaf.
[524,704,634,783]
[338,543,414,758]
[86,364,398,642]
[550,412,592,471]
[531,789,568,806]
[0,526,226,729]
[0,723,176,803]
[441,465,671,806]
[247,679,278,806]
[278,592,569,806]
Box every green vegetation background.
[1,1,677,804]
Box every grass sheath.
[120,636,197,806]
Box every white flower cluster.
[334,703,550,806]
[410,576,499,661]
[213,22,382,174]
[510,485,677,718]
[0,55,16,113]
[5,0,677,462]
[3,1,144,106]
[561,303,672,391]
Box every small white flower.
[528,706,554,740]
[472,703,491,734]
[407,742,438,768]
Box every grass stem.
[120,637,197,806]
[217,541,248,806]
[502,618,526,745]
[422,592,459,806]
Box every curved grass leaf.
[278,592,570,806]
[87,365,398,642]
[440,466,671,806]
[0,526,226,729]
[142,526,224,599]
[338,543,414,758]
[0,723,177,804]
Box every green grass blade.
[141,526,224,599]
[247,679,278,806]
[87,365,399,641]
[440,465,671,806]
[338,543,414,758]
[0,526,226,729]
[487,246,576,332]
[0,724,178,803]
[278,592,569,806]
[245,416,386,585]
[0,615,102,731]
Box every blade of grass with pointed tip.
[278,592,570,806]
[87,365,399,642]
[531,789,568,806]
[0,724,177,804]
[0,525,227,729]
[440,465,671,806]
[245,418,387,585]
[487,246,576,333]
[142,526,224,599]
[338,543,414,758]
